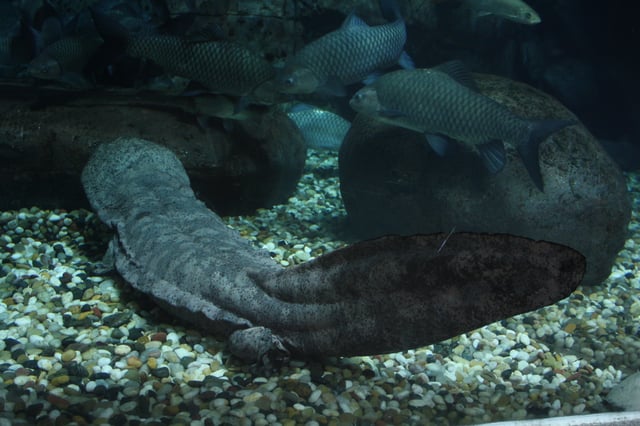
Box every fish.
[0,3,39,73]
[91,10,278,102]
[127,36,276,99]
[0,21,38,73]
[276,0,414,96]
[24,10,104,87]
[26,35,103,87]
[463,0,541,25]
[349,61,577,190]
[286,103,351,151]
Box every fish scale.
[377,69,529,144]
[126,35,275,97]
[295,19,407,84]
[287,105,351,151]
[277,10,412,95]
[350,65,577,190]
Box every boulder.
[0,86,306,215]
[607,372,640,411]
[339,74,631,286]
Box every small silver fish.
[287,104,351,151]
[276,10,413,96]
[464,0,541,25]
[349,61,576,190]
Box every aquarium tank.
[0,0,639,425]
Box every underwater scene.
[0,0,639,425]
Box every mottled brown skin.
[82,138,585,364]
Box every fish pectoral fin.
[425,133,450,156]
[433,60,478,91]
[478,140,506,174]
[398,51,415,70]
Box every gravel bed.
[0,150,639,426]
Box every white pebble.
[309,389,322,404]
[110,369,125,381]
[294,250,310,262]
[175,347,193,359]
[61,292,74,305]
[37,359,53,371]
[14,317,31,327]
[97,357,112,367]
[573,403,586,414]
[48,214,61,222]
[114,345,131,356]
[166,332,180,344]
[29,334,45,346]
[14,375,31,386]
[408,398,430,408]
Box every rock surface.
[339,74,631,286]
[0,86,306,215]
[607,372,640,411]
[81,137,585,363]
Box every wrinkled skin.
[82,138,585,364]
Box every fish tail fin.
[379,0,402,21]
[518,118,578,191]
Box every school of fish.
[0,0,575,190]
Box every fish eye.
[285,77,295,86]
[524,12,532,19]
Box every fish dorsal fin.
[342,11,369,29]
[433,60,478,91]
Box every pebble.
[50,375,70,387]
[61,349,76,362]
[0,159,638,426]
[114,345,131,356]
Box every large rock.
[339,74,631,286]
[0,87,306,215]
